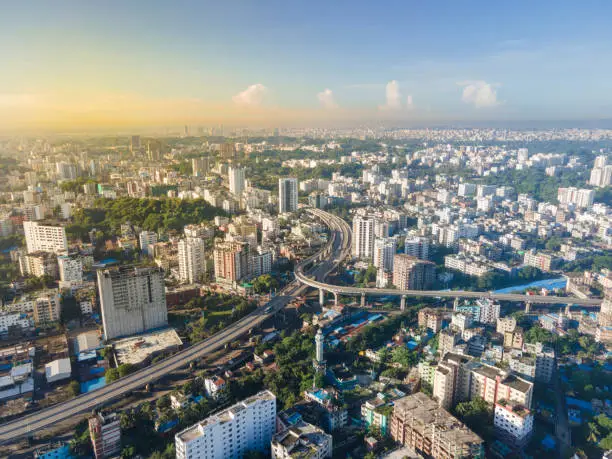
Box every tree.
[392,347,417,368]
[60,295,82,323]
[105,368,119,383]
[117,363,136,378]
[69,380,81,397]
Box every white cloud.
[0,93,39,107]
[459,80,500,108]
[317,88,338,109]
[232,84,267,106]
[406,95,414,109]
[379,80,402,110]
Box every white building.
[352,216,375,260]
[0,312,32,334]
[494,402,534,448]
[404,236,429,260]
[278,178,298,214]
[272,421,332,459]
[45,358,72,383]
[229,165,246,197]
[175,390,276,459]
[249,247,272,278]
[23,221,68,254]
[139,231,158,257]
[57,255,83,283]
[178,237,206,284]
[204,376,227,399]
[97,266,168,340]
[557,187,595,209]
[373,237,397,271]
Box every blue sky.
[1,0,612,128]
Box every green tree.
[68,380,81,397]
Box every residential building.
[271,420,332,459]
[494,402,534,448]
[139,231,158,257]
[213,241,250,287]
[23,221,68,254]
[89,412,121,459]
[470,365,533,408]
[390,393,484,458]
[433,353,474,410]
[523,250,560,272]
[392,255,435,290]
[178,237,206,284]
[524,342,555,383]
[352,216,375,260]
[454,298,500,325]
[175,390,276,459]
[19,251,59,278]
[418,308,443,333]
[57,255,83,283]
[204,376,227,399]
[278,178,298,213]
[361,397,393,436]
[496,317,517,334]
[373,237,397,271]
[0,312,32,334]
[304,388,348,432]
[249,247,272,278]
[32,292,62,324]
[97,266,168,340]
[45,358,72,383]
[404,236,430,260]
[557,187,595,208]
[192,157,210,177]
[228,165,246,196]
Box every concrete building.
[192,156,210,177]
[470,365,533,408]
[213,241,250,287]
[57,255,83,283]
[433,353,474,410]
[0,312,32,334]
[204,376,227,399]
[19,251,59,278]
[45,358,72,383]
[373,237,397,271]
[139,231,158,257]
[249,247,272,278]
[417,308,443,333]
[523,250,560,272]
[392,255,435,290]
[271,421,332,459]
[89,412,121,459]
[175,390,276,459]
[557,187,595,208]
[32,292,62,324]
[23,221,68,254]
[228,165,246,196]
[178,237,206,284]
[352,216,375,260]
[390,393,484,459]
[524,342,555,383]
[97,266,168,340]
[278,178,298,214]
[496,317,517,334]
[494,402,534,448]
[404,236,430,260]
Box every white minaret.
[315,328,325,365]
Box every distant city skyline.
[2,1,612,131]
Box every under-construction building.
[390,392,484,458]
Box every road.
[0,207,350,444]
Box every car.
[264,306,273,313]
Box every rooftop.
[113,328,182,366]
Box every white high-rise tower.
[278,178,298,213]
[229,165,246,196]
[315,328,325,366]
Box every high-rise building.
[373,237,397,271]
[390,393,484,458]
[249,247,272,278]
[55,162,78,180]
[404,236,430,260]
[178,237,206,284]
[130,135,141,152]
[23,221,68,254]
[589,156,612,187]
[229,165,246,196]
[89,412,121,459]
[352,216,375,260]
[271,421,332,459]
[278,178,298,214]
[57,255,83,283]
[392,255,435,290]
[213,241,250,286]
[32,292,62,325]
[494,402,534,448]
[139,231,158,258]
[315,328,325,366]
[418,308,443,333]
[175,391,276,459]
[557,187,595,208]
[220,142,236,160]
[192,157,210,177]
[97,266,168,340]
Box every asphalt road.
[0,208,350,444]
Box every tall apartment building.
[390,393,484,459]
[494,402,534,448]
[524,342,555,383]
[89,412,121,459]
[523,250,560,272]
[19,251,59,278]
[278,178,298,213]
[139,231,158,257]
[249,247,272,278]
[97,266,168,340]
[392,255,435,290]
[373,237,397,271]
[32,292,62,324]
[272,420,332,459]
[352,216,375,260]
[589,155,612,187]
[228,165,246,196]
[55,162,77,180]
[23,221,68,254]
[433,353,474,410]
[454,298,500,325]
[213,241,250,287]
[557,187,595,208]
[470,365,533,408]
[178,237,206,284]
[175,390,276,459]
[192,156,210,177]
[404,236,430,260]
[220,142,236,160]
[57,255,83,283]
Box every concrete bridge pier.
[333,291,339,306]
[319,289,325,306]
[565,304,571,316]
[361,293,366,308]
[400,295,407,311]
[525,302,532,313]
